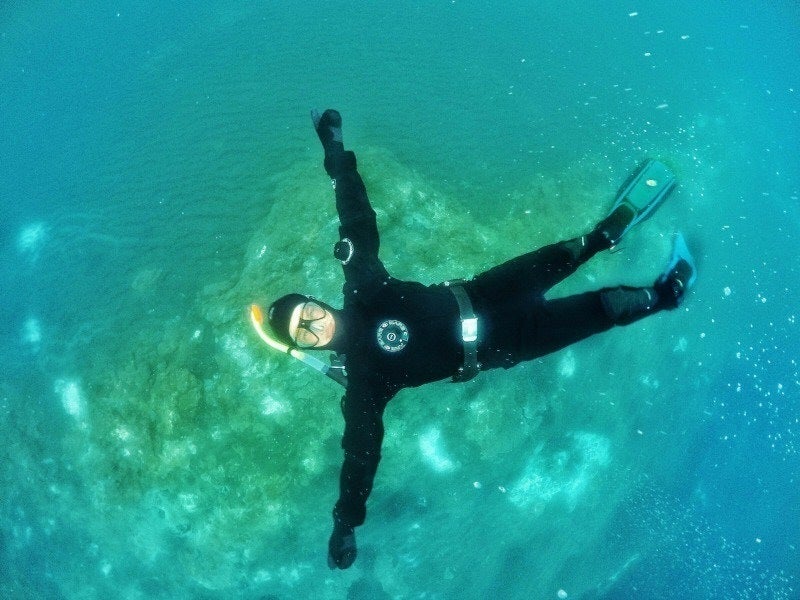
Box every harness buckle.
[461,317,478,343]
[446,280,480,383]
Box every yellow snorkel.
[249,304,347,387]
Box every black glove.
[311,109,357,178]
[327,522,357,570]
[311,109,344,155]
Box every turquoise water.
[1,1,798,598]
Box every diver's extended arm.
[328,384,387,569]
[312,109,383,272]
[332,164,381,260]
[334,387,385,529]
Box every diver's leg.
[517,285,661,358]
[517,235,697,358]
[470,230,611,302]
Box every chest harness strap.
[445,280,480,382]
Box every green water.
[2,2,798,599]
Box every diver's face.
[289,301,336,348]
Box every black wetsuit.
[329,153,663,531]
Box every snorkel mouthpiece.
[250,304,264,325]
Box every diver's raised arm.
[312,109,384,275]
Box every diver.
[262,109,697,570]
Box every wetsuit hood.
[267,293,346,351]
[267,293,311,345]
